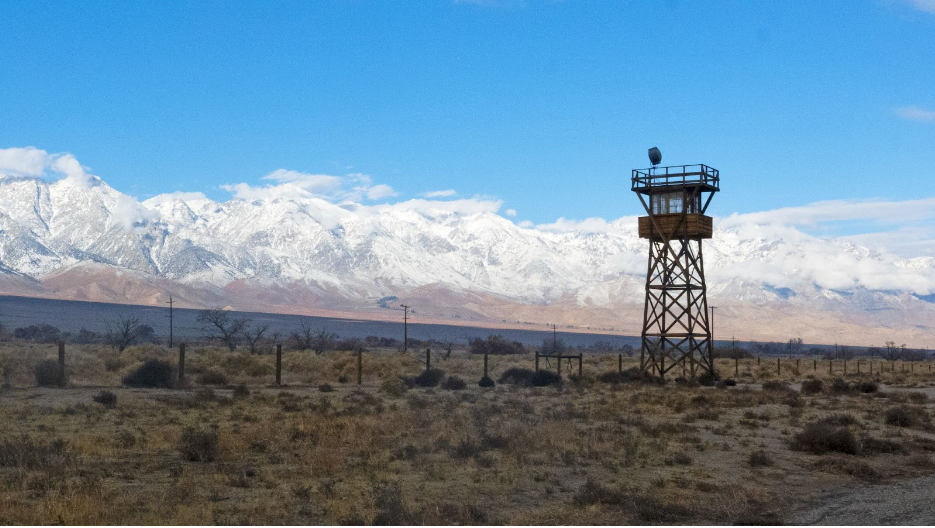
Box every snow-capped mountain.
[0,173,933,347]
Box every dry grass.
[0,343,934,524]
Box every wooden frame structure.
[631,164,719,379]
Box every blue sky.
[1,0,934,228]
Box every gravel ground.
[789,474,935,525]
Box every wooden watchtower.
[632,159,719,379]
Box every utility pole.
[166,295,174,348]
[400,304,410,352]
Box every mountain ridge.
[0,173,932,347]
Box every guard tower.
[631,148,719,379]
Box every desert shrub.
[318,383,334,393]
[856,380,878,393]
[413,368,445,388]
[178,426,219,462]
[478,376,495,388]
[380,377,409,397]
[498,367,536,386]
[813,455,880,481]
[800,379,823,395]
[92,390,117,408]
[717,378,737,387]
[0,435,74,469]
[197,369,229,386]
[334,337,364,352]
[884,406,928,428]
[791,420,859,455]
[232,383,250,398]
[762,380,790,392]
[598,367,660,385]
[830,378,853,394]
[441,376,466,391]
[34,359,64,387]
[697,370,720,386]
[573,479,690,523]
[748,450,773,467]
[820,414,859,427]
[573,478,626,506]
[371,482,415,525]
[122,359,175,388]
[664,451,693,466]
[530,369,562,387]
[860,436,907,455]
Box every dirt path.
[789,474,935,525]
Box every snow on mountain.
[0,172,933,346]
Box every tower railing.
[631,164,719,193]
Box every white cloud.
[0,147,49,176]
[505,208,517,217]
[366,184,398,200]
[535,216,621,234]
[902,0,935,14]
[262,169,343,193]
[717,198,935,229]
[228,170,397,203]
[0,146,94,187]
[373,198,502,216]
[422,189,457,198]
[895,105,935,123]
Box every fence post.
[276,344,282,386]
[618,353,622,374]
[483,352,489,379]
[735,356,739,376]
[178,343,185,385]
[578,355,582,377]
[844,360,847,375]
[777,357,780,375]
[829,360,832,375]
[814,359,817,372]
[425,348,431,370]
[58,341,66,387]
[757,357,760,367]
[535,351,539,372]
[357,348,362,385]
[857,361,860,375]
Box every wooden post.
[777,357,780,375]
[275,343,282,386]
[814,359,817,372]
[578,355,582,377]
[844,360,847,375]
[618,353,622,374]
[829,360,833,375]
[796,358,800,371]
[535,351,539,372]
[757,357,760,367]
[57,341,66,387]
[735,357,739,377]
[483,352,489,378]
[357,348,362,385]
[857,361,860,375]
[178,343,185,385]
[425,348,431,370]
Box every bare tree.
[197,308,248,352]
[785,337,804,356]
[290,324,337,355]
[881,341,905,362]
[106,316,154,352]
[241,323,270,354]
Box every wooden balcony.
[638,214,713,240]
